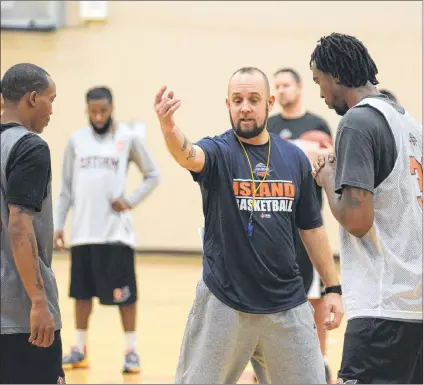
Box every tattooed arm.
[8,204,55,347]
[163,126,206,173]
[322,174,374,238]
[154,86,206,173]
[4,135,52,305]
[8,205,47,304]
[313,122,377,238]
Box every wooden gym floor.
[54,253,346,384]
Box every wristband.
[325,285,342,295]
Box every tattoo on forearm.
[180,134,196,160]
[181,135,190,152]
[343,188,369,208]
[16,205,34,216]
[29,233,44,290]
[187,146,196,160]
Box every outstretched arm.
[154,86,205,173]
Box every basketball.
[299,130,333,148]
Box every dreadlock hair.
[379,89,398,103]
[310,33,379,88]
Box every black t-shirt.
[267,111,332,208]
[1,123,51,212]
[268,111,331,141]
[335,94,399,194]
[191,130,323,313]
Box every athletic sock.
[125,331,137,352]
[76,329,87,353]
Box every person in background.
[54,86,160,374]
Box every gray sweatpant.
[175,278,326,384]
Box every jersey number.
[410,156,423,208]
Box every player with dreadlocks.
[310,33,423,384]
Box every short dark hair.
[86,86,113,103]
[310,33,379,88]
[274,68,302,84]
[1,63,50,102]
[230,67,270,96]
[379,89,397,103]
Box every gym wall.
[1,1,421,253]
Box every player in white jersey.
[310,33,423,384]
[54,87,160,373]
[268,67,334,383]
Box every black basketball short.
[337,317,423,384]
[0,330,65,384]
[69,244,137,306]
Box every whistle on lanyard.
[245,222,253,237]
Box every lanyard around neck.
[235,131,271,209]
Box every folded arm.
[324,125,376,238]
[322,180,374,238]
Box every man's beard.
[230,106,269,139]
[90,116,113,135]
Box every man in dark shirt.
[268,67,334,382]
[154,67,343,383]
[0,63,64,384]
[311,33,422,384]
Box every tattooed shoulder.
[187,146,196,160]
[343,187,371,208]
[13,205,35,216]
[181,135,190,152]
